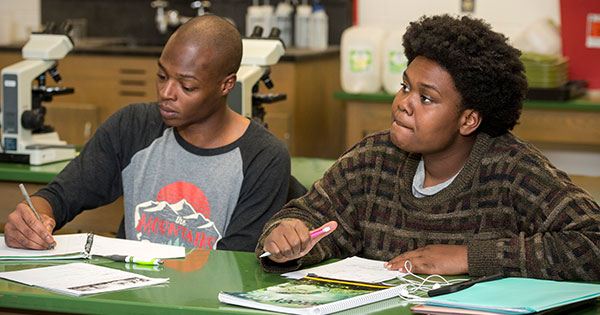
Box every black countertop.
[0,38,339,62]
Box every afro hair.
[402,14,528,137]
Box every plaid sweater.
[257,131,600,281]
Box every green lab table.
[0,249,599,314]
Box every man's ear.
[221,73,237,96]
[459,109,481,136]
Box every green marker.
[107,255,164,266]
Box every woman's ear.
[460,109,482,136]
[221,73,237,95]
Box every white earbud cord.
[385,260,469,302]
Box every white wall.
[357,0,560,41]
[0,0,41,44]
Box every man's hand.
[4,198,56,250]
[262,219,337,263]
[384,244,468,275]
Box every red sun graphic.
[156,181,210,218]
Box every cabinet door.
[57,55,158,123]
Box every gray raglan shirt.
[35,102,290,252]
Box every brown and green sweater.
[257,131,600,281]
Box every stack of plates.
[521,53,569,88]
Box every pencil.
[260,226,332,258]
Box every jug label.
[350,50,372,72]
[388,51,407,73]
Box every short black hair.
[403,14,528,137]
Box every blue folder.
[426,277,600,314]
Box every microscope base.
[0,145,75,165]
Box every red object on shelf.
[560,0,600,89]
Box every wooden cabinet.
[345,101,390,149]
[1,49,345,158]
[56,54,158,123]
[512,108,600,146]
[263,50,345,158]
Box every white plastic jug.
[382,29,408,94]
[274,1,293,46]
[340,26,385,93]
[261,4,274,35]
[246,3,264,37]
[308,4,328,49]
[295,4,312,48]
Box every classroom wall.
[356,0,560,41]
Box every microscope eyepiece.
[268,27,281,40]
[250,26,264,38]
[59,20,73,35]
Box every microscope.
[228,26,286,127]
[0,22,76,165]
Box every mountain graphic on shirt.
[134,199,222,249]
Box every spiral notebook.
[0,233,185,260]
[218,275,403,315]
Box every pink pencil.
[259,226,331,258]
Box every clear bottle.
[294,2,312,48]
[246,1,265,37]
[274,1,293,46]
[308,3,328,50]
[261,1,274,36]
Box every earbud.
[398,287,422,300]
[432,283,441,290]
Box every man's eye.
[182,85,195,92]
[421,95,432,103]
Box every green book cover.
[218,275,403,315]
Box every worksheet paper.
[282,256,405,283]
[0,234,185,260]
[0,262,169,296]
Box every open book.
[0,233,185,260]
[218,275,403,315]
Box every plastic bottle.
[274,0,293,46]
[382,29,408,94]
[308,2,328,50]
[340,26,386,93]
[246,1,265,37]
[294,1,312,48]
[261,1,274,36]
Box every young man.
[256,15,600,281]
[5,15,290,252]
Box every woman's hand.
[262,219,337,263]
[384,244,468,275]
